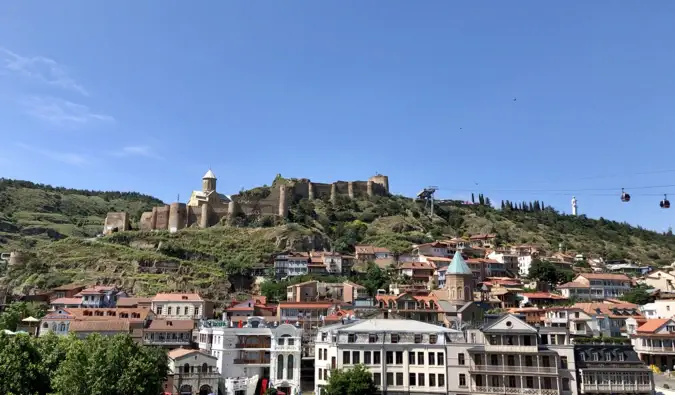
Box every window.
[438,374,445,387]
[343,351,350,364]
[373,373,381,385]
[561,356,568,369]
[409,371,417,385]
[167,307,172,315]
[369,334,378,343]
[386,373,393,386]
[458,353,465,365]
[618,353,625,361]
[396,351,403,364]
[459,374,467,387]
[277,355,284,380]
[331,356,336,370]
[353,351,360,364]
[391,333,400,343]
[373,351,381,364]
[396,372,403,386]
[418,373,425,386]
[364,351,371,365]
[429,374,436,387]
[348,334,356,343]
[524,336,532,345]
[562,378,570,391]
[319,369,323,380]
[409,351,416,364]
[437,352,444,365]
[605,353,611,361]
[418,352,424,364]
[428,352,435,365]
[386,351,393,364]
[429,334,438,344]
[414,334,422,343]
[287,355,294,380]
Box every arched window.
[450,289,455,300]
[464,286,471,300]
[51,323,57,332]
[287,355,294,380]
[201,363,208,373]
[277,355,284,380]
[42,322,48,329]
[58,322,66,332]
[183,363,190,375]
[457,287,462,300]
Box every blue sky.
[1,1,675,231]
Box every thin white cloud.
[15,143,89,166]
[109,145,163,160]
[21,95,114,126]
[0,47,88,96]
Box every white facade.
[639,300,675,319]
[447,314,578,395]
[314,318,461,395]
[518,255,534,277]
[198,317,302,395]
[151,294,207,320]
[274,253,309,277]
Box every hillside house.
[558,273,631,300]
[151,293,211,320]
[273,252,310,278]
[164,348,220,395]
[468,233,497,248]
[144,319,194,348]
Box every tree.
[0,332,46,395]
[620,284,654,305]
[358,262,389,296]
[527,259,573,286]
[0,302,46,331]
[324,364,377,395]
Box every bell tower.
[202,169,217,193]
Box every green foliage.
[0,302,46,331]
[353,262,390,296]
[0,332,167,395]
[324,364,377,395]
[573,336,631,345]
[620,284,654,305]
[527,259,574,287]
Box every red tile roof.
[636,319,670,334]
[519,292,567,300]
[578,273,631,281]
[70,320,130,332]
[50,297,81,305]
[152,293,203,302]
[146,319,194,331]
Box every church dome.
[203,169,217,179]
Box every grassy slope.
[2,178,675,299]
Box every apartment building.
[574,342,653,395]
[376,293,442,324]
[627,318,675,369]
[468,233,497,248]
[572,302,642,337]
[314,318,461,395]
[639,269,675,292]
[447,314,578,395]
[638,299,675,319]
[558,274,631,300]
[487,251,519,277]
[285,280,368,304]
[354,245,393,263]
[397,261,434,288]
[544,307,610,338]
[164,348,221,395]
[198,316,303,395]
[39,307,153,341]
[273,252,310,278]
[151,293,211,320]
[306,251,355,275]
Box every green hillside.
[1,178,675,299]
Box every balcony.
[473,387,559,395]
[580,384,652,393]
[234,357,270,365]
[235,342,271,349]
[634,344,675,354]
[144,338,191,346]
[470,365,558,375]
[484,345,539,353]
[273,344,300,352]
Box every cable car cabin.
[661,195,670,209]
[621,189,631,202]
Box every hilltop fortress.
[103,170,389,234]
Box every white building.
[447,314,578,395]
[273,252,309,278]
[198,317,302,395]
[314,318,461,395]
[151,293,210,320]
[558,273,632,300]
[166,348,220,395]
[639,300,675,319]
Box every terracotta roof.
[557,281,588,289]
[636,319,670,334]
[573,302,642,319]
[519,292,567,300]
[278,302,336,309]
[70,320,130,332]
[146,319,194,331]
[50,297,82,305]
[116,297,152,307]
[152,293,203,302]
[375,293,440,309]
[423,256,452,262]
[51,283,85,291]
[578,273,631,281]
[168,348,215,360]
[65,308,152,321]
[398,262,434,270]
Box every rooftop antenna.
[177,193,180,203]
[416,186,438,216]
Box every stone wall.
[103,212,130,235]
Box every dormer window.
[605,353,611,361]
[347,334,357,343]
[391,334,400,343]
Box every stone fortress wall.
[103,172,389,234]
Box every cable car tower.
[417,186,438,216]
